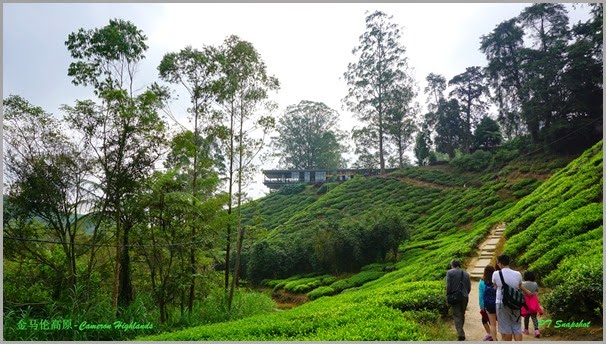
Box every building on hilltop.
[262,168,395,190]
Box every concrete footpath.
[459,223,505,341]
[460,223,547,341]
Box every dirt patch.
[270,290,309,310]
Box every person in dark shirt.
[446,259,472,341]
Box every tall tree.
[385,88,417,168]
[215,35,279,310]
[414,125,432,166]
[343,10,415,174]
[555,3,603,149]
[434,98,465,159]
[158,45,224,313]
[64,18,168,310]
[448,66,488,153]
[517,3,570,143]
[351,126,380,171]
[424,73,447,114]
[480,18,527,140]
[272,100,346,170]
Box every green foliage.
[279,183,307,195]
[329,271,385,293]
[448,66,489,153]
[281,275,336,293]
[543,249,602,321]
[390,167,470,187]
[473,116,502,150]
[307,286,335,300]
[272,100,346,170]
[316,182,337,195]
[500,141,602,321]
[343,10,416,172]
[137,140,601,341]
[450,150,493,172]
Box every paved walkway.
[458,223,505,341]
[460,223,548,341]
[469,223,505,280]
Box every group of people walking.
[446,254,544,341]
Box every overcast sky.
[3,3,593,199]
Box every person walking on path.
[521,270,543,338]
[446,259,471,341]
[492,254,532,341]
[480,265,497,341]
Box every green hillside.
[140,141,602,341]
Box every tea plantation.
[140,141,602,341]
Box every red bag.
[480,309,489,322]
[521,294,543,316]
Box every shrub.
[330,271,385,293]
[307,286,335,300]
[450,150,493,172]
[280,184,307,195]
[510,178,538,191]
[543,251,602,321]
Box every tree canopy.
[273,100,346,170]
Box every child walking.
[521,270,543,338]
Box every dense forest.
[3,3,602,341]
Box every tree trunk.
[379,123,385,174]
[225,99,236,291]
[189,100,200,313]
[118,222,133,309]
[228,99,245,312]
[159,299,167,324]
[234,227,245,287]
[112,217,121,311]
[70,240,77,290]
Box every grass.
[138,141,602,340]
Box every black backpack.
[498,270,526,310]
[447,270,465,305]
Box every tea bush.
[501,141,602,323]
[543,249,602,321]
[329,271,385,293]
[307,286,335,300]
[185,140,602,341]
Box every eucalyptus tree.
[448,66,489,153]
[351,126,380,171]
[3,95,89,297]
[424,73,447,114]
[343,10,416,174]
[215,35,279,310]
[385,88,418,168]
[272,100,346,170]
[63,18,168,310]
[158,45,225,313]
